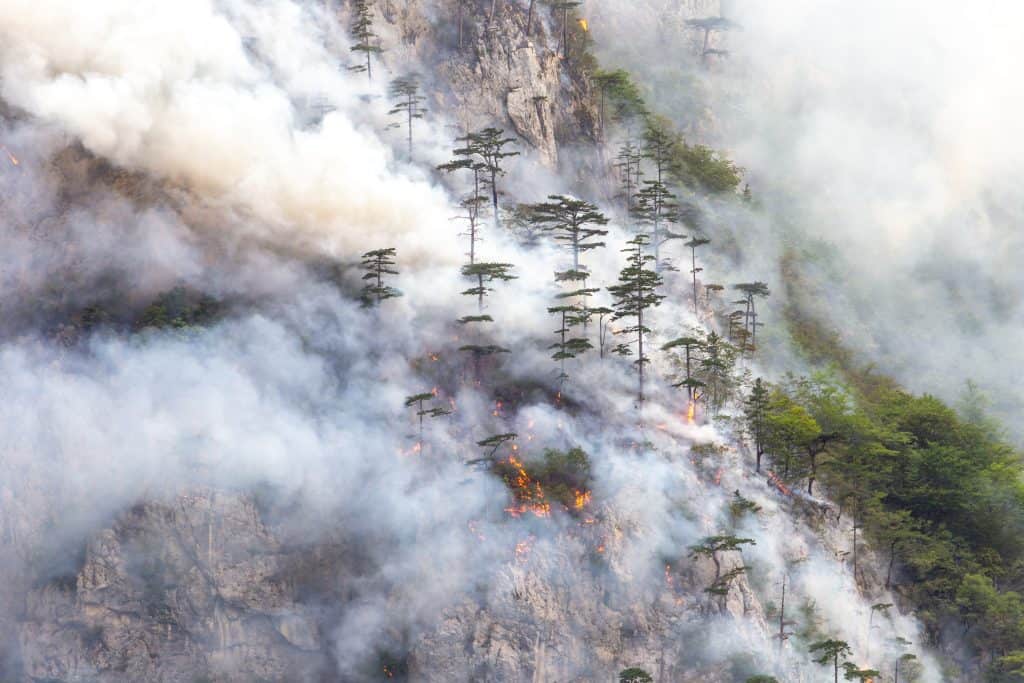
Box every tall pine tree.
[608,235,665,403]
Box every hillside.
[0,1,1021,682]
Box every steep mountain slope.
[1,1,1017,682]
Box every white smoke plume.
[0,0,964,680]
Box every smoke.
[733,0,1024,434]
[0,0,961,681]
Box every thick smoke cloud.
[0,0,953,680]
[590,0,1024,437]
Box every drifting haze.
[0,0,954,679]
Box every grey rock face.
[18,490,330,683]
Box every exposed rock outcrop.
[18,491,331,682]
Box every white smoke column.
[0,0,459,263]
[723,0,1024,432]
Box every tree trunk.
[458,2,464,50]
[886,539,897,588]
[490,168,500,230]
[691,246,699,315]
[407,98,414,159]
[637,303,644,403]
[526,0,536,35]
[777,575,786,651]
[562,8,569,61]
[808,452,817,495]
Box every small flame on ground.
[1,145,18,166]
[573,490,592,509]
[686,401,696,424]
[503,455,551,518]
[514,535,535,561]
[578,18,589,32]
[767,470,793,497]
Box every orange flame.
[767,470,793,497]
[686,401,696,424]
[573,490,592,509]
[503,456,551,518]
[514,535,535,561]
[1,145,18,166]
[578,18,589,32]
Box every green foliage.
[474,433,518,462]
[607,234,665,402]
[593,69,647,125]
[493,447,593,512]
[526,195,609,271]
[842,662,881,681]
[809,638,853,682]
[643,116,742,194]
[348,0,382,79]
[360,248,402,306]
[729,491,761,521]
[765,364,1024,676]
[388,74,427,158]
[138,287,220,331]
[689,534,756,557]
[618,667,653,683]
[745,677,779,683]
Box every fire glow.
[1,145,18,166]
[503,456,552,519]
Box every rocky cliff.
[0,1,940,682]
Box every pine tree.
[404,391,451,449]
[447,128,518,230]
[593,70,646,133]
[684,16,735,64]
[697,331,738,414]
[359,248,402,306]
[809,639,853,683]
[547,304,592,383]
[618,668,654,683]
[632,179,684,271]
[349,0,382,81]
[744,378,770,472]
[549,1,582,61]
[685,236,711,315]
[614,141,644,218]
[689,535,755,595]
[733,281,770,353]
[461,262,516,312]
[458,262,516,382]
[774,573,796,652]
[439,155,490,265]
[473,432,518,462]
[608,235,665,404]
[662,335,705,405]
[590,305,614,359]
[388,75,428,160]
[527,195,609,271]
[704,283,724,307]
[841,663,880,682]
[643,120,679,184]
